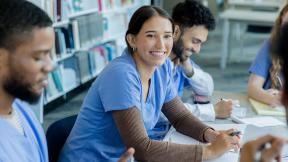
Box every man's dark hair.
[0,0,53,51]
[172,0,215,31]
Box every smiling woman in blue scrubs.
[59,5,240,162]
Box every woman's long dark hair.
[125,6,174,54]
[269,4,288,89]
[277,22,288,107]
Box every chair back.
[46,115,77,162]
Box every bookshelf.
[27,0,150,123]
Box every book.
[60,25,75,52]
[71,12,104,49]
[45,73,59,98]
[71,20,80,49]
[51,67,64,92]
[55,29,67,57]
[62,56,81,84]
[249,98,285,116]
[75,51,92,83]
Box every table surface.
[181,91,288,143]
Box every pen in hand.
[229,131,241,137]
[229,131,241,153]
[221,98,240,107]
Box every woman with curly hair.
[240,22,288,162]
[248,4,288,107]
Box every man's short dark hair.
[172,0,215,31]
[0,0,53,51]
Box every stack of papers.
[231,115,285,127]
[249,98,285,116]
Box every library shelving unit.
[27,0,150,123]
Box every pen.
[228,131,241,153]
[229,131,241,136]
[258,143,267,151]
[221,98,240,107]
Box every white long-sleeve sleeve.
[184,103,216,122]
[186,63,214,96]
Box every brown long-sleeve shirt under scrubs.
[112,96,212,162]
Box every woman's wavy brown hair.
[270,4,288,89]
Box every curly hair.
[269,4,288,89]
[172,0,215,31]
[0,0,52,51]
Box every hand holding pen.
[215,98,240,119]
[229,130,241,137]
[202,128,241,160]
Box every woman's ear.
[173,25,181,41]
[126,34,137,49]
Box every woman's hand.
[267,89,282,107]
[203,129,240,160]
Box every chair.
[46,115,77,162]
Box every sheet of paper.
[231,115,285,127]
[163,124,247,162]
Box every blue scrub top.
[59,48,177,162]
[0,99,48,162]
[249,40,273,89]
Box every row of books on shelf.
[53,10,127,59]
[71,12,105,49]
[45,42,117,103]
[43,0,135,22]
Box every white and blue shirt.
[173,59,213,97]
[0,99,48,162]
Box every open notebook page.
[163,124,247,162]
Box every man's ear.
[126,34,137,49]
[173,25,181,41]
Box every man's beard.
[3,75,40,104]
[172,38,191,62]
[172,39,185,61]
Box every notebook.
[163,124,247,162]
[249,98,285,116]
